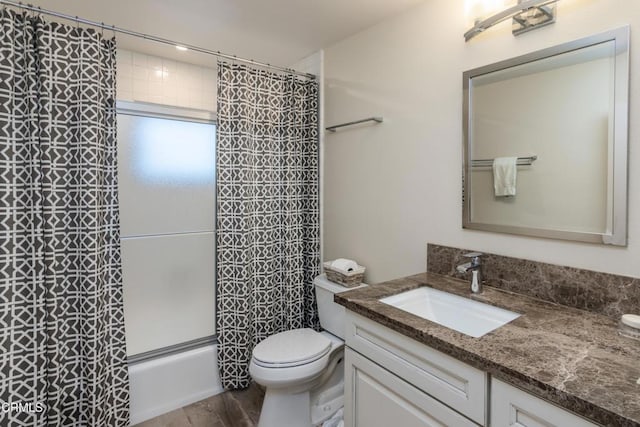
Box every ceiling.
[24,0,425,69]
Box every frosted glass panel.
[116,108,216,356]
[117,114,215,237]
[121,233,215,355]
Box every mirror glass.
[462,27,629,245]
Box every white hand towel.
[493,157,517,197]
[330,258,358,273]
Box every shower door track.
[128,335,217,365]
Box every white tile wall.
[116,49,217,112]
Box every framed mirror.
[462,27,629,245]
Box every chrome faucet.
[456,252,483,294]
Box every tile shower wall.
[116,49,216,111]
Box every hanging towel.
[492,157,518,197]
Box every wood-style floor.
[134,383,265,427]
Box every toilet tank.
[314,274,367,339]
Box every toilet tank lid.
[314,273,368,294]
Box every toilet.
[249,274,367,427]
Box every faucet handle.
[463,252,483,266]
[463,252,483,258]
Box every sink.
[379,287,521,338]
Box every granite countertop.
[335,272,640,427]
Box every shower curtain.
[0,10,129,426]
[216,62,320,389]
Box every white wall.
[323,0,640,283]
[292,51,326,264]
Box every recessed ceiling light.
[175,45,188,52]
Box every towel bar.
[471,155,537,167]
[325,117,383,132]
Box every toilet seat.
[253,328,331,368]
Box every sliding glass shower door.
[116,102,216,358]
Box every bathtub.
[128,343,223,425]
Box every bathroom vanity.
[335,273,640,427]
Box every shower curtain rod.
[0,0,316,79]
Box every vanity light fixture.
[175,45,188,51]
[464,0,559,42]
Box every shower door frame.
[116,100,218,365]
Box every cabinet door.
[346,312,487,424]
[491,379,599,427]
[344,348,478,427]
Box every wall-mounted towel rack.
[471,155,537,167]
[326,117,383,132]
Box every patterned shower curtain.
[216,62,320,389]
[0,10,129,426]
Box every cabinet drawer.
[491,379,599,427]
[345,348,478,427]
[346,312,487,425]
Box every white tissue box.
[323,261,365,287]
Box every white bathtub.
[128,344,223,425]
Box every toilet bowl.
[250,330,344,426]
[249,274,367,427]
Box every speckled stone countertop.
[335,272,640,427]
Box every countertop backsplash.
[427,243,640,320]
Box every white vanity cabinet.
[491,379,599,427]
[344,348,478,427]
[344,311,601,427]
[344,312,486,426]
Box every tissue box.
[323,261,366,288]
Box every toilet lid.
[253,328,332,367]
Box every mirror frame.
[462,26,629,246]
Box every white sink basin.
[379,287,521,338]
